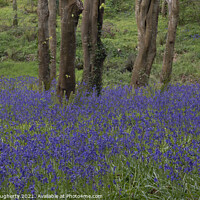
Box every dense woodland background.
[0,0,199,91]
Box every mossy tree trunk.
[38,0,50,91]
[81,0,106,96]
[57,0,83,100]
[13,0,18,26]
[48,0,57,81]
[130,0,160,89]
[160,0,179,85]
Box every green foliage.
[102,15,138,76]
[103,68,132,87]
[0,27,37,62]
[105,0,134,17]
[179,0,200,25]
[0,60,38,77]
[75,68,83,83]
[0,0,8,7]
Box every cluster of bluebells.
[190,33,200,40]
[0,76,200,195]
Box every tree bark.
[161,0,167,17]
[38,0,50,91]
[57,0,83,100]
[13,0,18,26]
[48,0,57,81]
[59,0,62,17]
[160,0,179,85]
[81,0,106,96]
[130,0,160,89]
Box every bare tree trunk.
[161,0,167,17]
[130,0,160,89]
[48,0,57,81]
[160,0,179,85]
[57,0,83,100]
[38,0,50,91]
[82,0,106,96]
[13,0,18,26]
[59,0,62,16]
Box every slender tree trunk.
[59,0,62,16]
[82,0,106,96]
[48,0,57,81]
[38,0,50,91]
[161,0,167,17]
[160,0,179,85]
[130,0,160,89]
[13,0,18,26]
[57,0,83,100]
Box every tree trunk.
[57,0,83,100]
[48,0,57,81]
[81,0,106,96]
[130,0,160,89]
[161,0,167,17]
[38,0,50,91]
[13,0,18,26]
[59,0,62,16]
[160,0,179,85]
